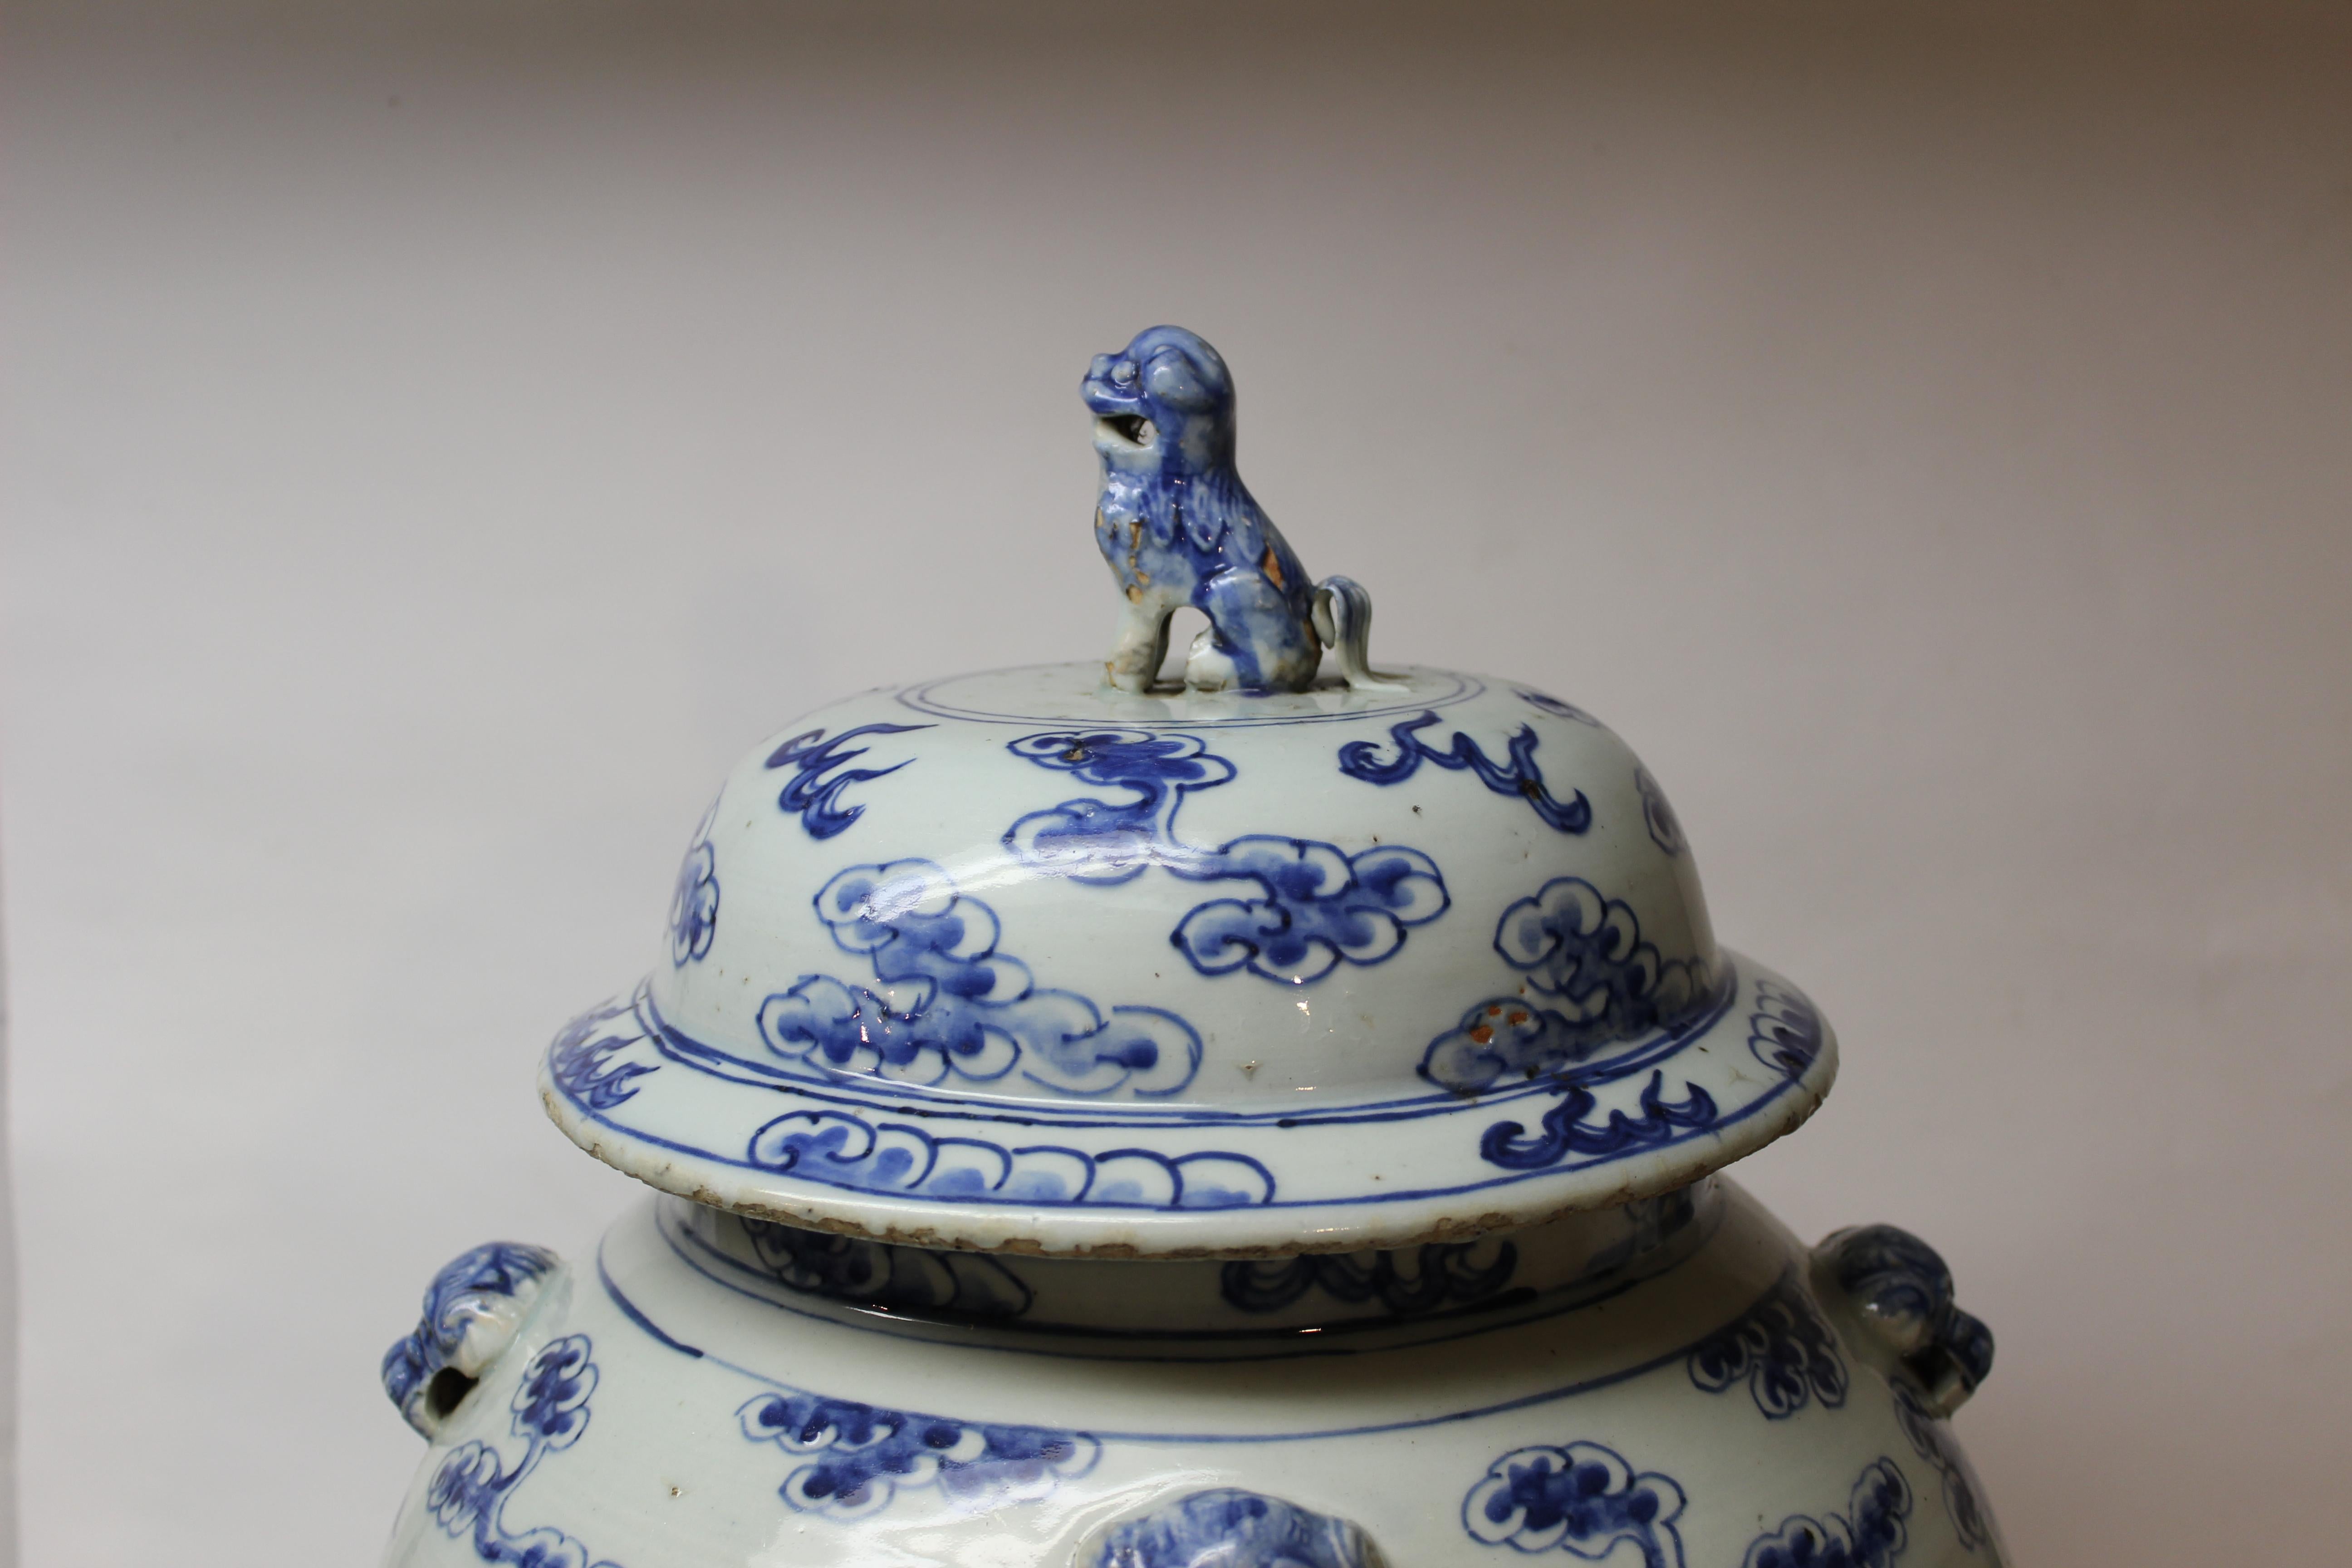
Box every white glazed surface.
[543,665,1836,1255]
[378,1181,2003,1568]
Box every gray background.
[5,2,2349,1562]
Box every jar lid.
[539,327,1836,1258]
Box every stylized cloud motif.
[1008,730,1450,985]
[1686,1274,1850,1419]
[1174,837,1448,984]
[1476,1072,1719,1171]
[1422,877,1718,1093]
[668,811,719,965]
[1222,1239,1518,1316]
[739,1391,1098,1519]
[1422,999,1607,1094]
[1005,730,1232,882]
[1741,1459,1912,1568]
[1089,1488,1385,1568]
[735,1216,1034,1320]
[511,1334,597,1448]
[1635,767,1685,856]
[746,1109,1275,1210]
[1496,877,1715,1031]
[547,994,657,1112]
[1337,710,1593,833]
[1748,980,1823,1078]
[759,860,1202,1097]
[1893,1383,1997,1554]
[1461,1441,1686,1565]
[1515,688,1605,727]
[425,1336,622,1568]
[763,722,933,840]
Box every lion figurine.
[1084,325,1385,695]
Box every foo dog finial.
[1085,325,1395,694]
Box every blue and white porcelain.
[379,326,2006,1566]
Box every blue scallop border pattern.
[547,973,1821,1217]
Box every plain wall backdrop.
[5,2,2349,1562]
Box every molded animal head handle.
[1813,1224,1994,1416]
[381,1240,562,1438]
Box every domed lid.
[540,327,1836,1258]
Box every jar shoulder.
[382,1185,2005,1568]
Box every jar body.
[379,1180,2003,1568]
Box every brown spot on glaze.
[1261,547,1285,588]
[1127,585,1142,603]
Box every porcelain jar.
[376,326,2006,1568]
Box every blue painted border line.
[642,1197,1721,1365]
[892,666,1485,728]
[596,1242,1793,1446]
[551,1040,1812,1217]
[633,967,1744,1132]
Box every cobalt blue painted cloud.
[1515,688,1604,727]
[1173,835,1449,984]
[425,1334,623,1568]
[1462,1441,1686,1566]
[1007,729,1449,985]
[1423,1000,1638,1096]
[739,1390,1098,1518]
[1496,877,1715,1037]
[1749,980,1825,1078]
[547,996,657,1112]
[745,1108,1274,1210]
[1086,325,1324,694]
[1423,877,1719,1095]
[1741,1459,1912,1568]
[1091,1489,1380,1568]
[1223,1240,1519,1316]
[1893,1384,1996,1553]
[763,723,931,840]
[1478,1072,1720,1171]
[1004,730,1232,883]
[758,859,1203,1097]
[736,1217,1034,1320]
[668,804,720,965]
[1635,768,1685,856]
[1338,711,1592,833]
[1686,1273,1850,1419]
